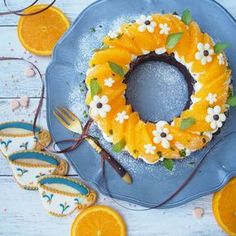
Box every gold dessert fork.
[53,107,132,184]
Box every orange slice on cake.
[18,4,70,56]
[71,205,126,236]
[212,177,236,235]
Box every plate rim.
[46,0,236,208]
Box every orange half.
[71,205,126,236]
[212,177,236,235]
[18,4,70,56]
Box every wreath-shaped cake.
[85,11,232,164]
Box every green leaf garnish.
[163,159,174,171]
[214,42,230,54]
[227,95,236,107]
[112,139,126,152]
[166,32,183,49]
[90,78,101,98]
[181,9,192,25]
[180,117,196,130]
[108,61,125,77]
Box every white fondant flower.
[115,111,129,124]
[217,53,225,65]
[136,15,157,33]
[195,43,214,65]
[89,95,111,118]
[206,93,217,105]
[144,144,156,154]
[104,77,115,87]
[155,47,166,55]
[152,121,173,149]
[205,105,226,129]
[107,30,119,39]
[175,142,191,157]
[159,23,170,35]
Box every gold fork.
[53,107,132,184]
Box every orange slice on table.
[18,4,70,56]
[71,205,126,236]
[212,177,236,235]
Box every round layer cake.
[85,11,232,164]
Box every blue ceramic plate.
[46,0,236,208]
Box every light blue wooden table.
[0,0,235,235]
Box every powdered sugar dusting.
[126,61,188,122]
[68,15,199,176]
[75,15,138,74]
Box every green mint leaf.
[112,139,126,152]
[163,159,174,171]
[227,95,236,107]
[108,61,125,77]
[180,117,196,130]
[181,9,192,25]
[90,78,101,98]
[214,42,230,54]
[166,32,183,49]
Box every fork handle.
[100,149,132,184]
[100,149,126,175]
[86,137,132,184]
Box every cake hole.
[125,59,190,123]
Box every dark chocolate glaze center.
[124,52,194,123]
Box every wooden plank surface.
[0,0,235,26]
[0,0,234,235]
[0,177,224,236]
[0,0,95,26]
